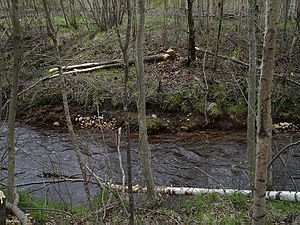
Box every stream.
[1,123,300,207]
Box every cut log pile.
[74,114,116,129]
[272,122,300,133]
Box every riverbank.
[1,11,299,133]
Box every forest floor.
[1,7,300,224]
[16,191,300,224]
[1,12,298,135]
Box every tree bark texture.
[252,0,279,224]
[214,0,224,69]
[136,0,156,200]
[0,46,3,121]
[284,0,290,34]
[187,0,196,63]
[115,0,135,221]
[7,0,22,203]
[247,0,257,188]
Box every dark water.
[0,123,299,206]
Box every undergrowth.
[10,191,300,224]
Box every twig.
[84,165,106,189]
[15,178,93,187]
[6,202,28,225]
[268,139,300,168]
[0,73,59,112]
[116,127,126,195]
[202,49,209,124]
[272,139,298,191]
[136,207,181,224]
[170,158,241,223]
[23,207,74,218]
[196,48,251,67]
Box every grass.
[2,188,300,224]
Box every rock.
[86,116,90,121]
[53,122,60,126]
[78,117,83,122]
[273,129,280,134]
[273,124,280,129]
[151,114,157,119]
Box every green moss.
[147,118,170,133]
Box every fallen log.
[15,177,300,202]
[83,169,300,202]
[49,53,171,74]
[155,187,300,202]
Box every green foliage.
[160,81,206,114]
[32,90,61,107]
[93,189,109,207]
[268,201,300,222]
[160,93,185,113]
[272,82,300,123]
[227,193,249,209]
[18,192,67,223]
[181,193,247,224]
[211,81,247,117]
[147,118,170,133]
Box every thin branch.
[23,207,74,218]
[6,202,28,225]
[268,140,300,168]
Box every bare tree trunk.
[187,0,196,64]
[0,46,4,122]
[206,0,210,33]
[252,0,279,224]
[284,0,290,35]
[214,0,224,69]
[289,0,300,58]
[7,0,22,203]
[247,0,257,188]
[211,0,216,15]
[136,0,156,200]
[132,0,137,41]
[115,0,134,222]
[42,0,93,211]
[69,0,78,29]
[59,0,69,27]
